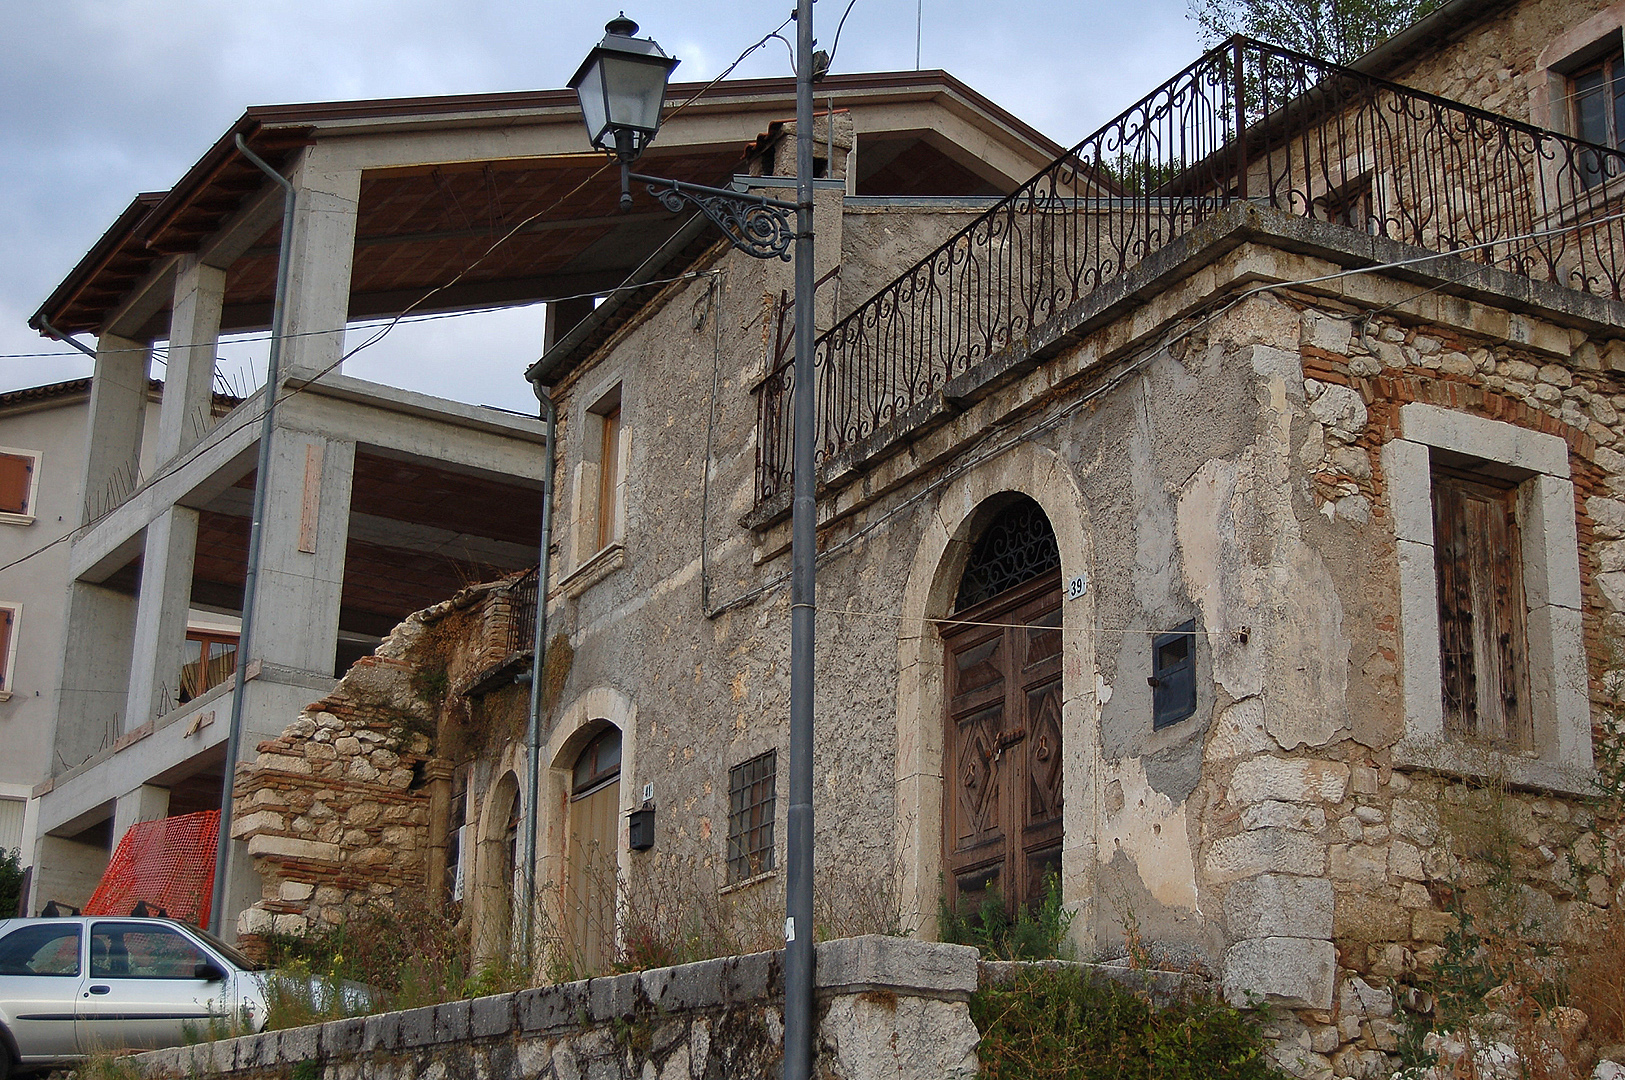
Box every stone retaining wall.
[127,937,981,1080]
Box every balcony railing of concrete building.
[754,36,1625,506]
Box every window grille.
[954,497,1060,611]
[727,751,776,883]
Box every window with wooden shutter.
[1432,466,1533,750]
[0,453,34,517]
[0,605,15,694]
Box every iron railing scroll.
[755,37,1625,503]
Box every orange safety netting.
[84,810,218,927]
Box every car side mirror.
[196,961,228,982]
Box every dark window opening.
[572,727,623,797]
[727,751,776,883]
[1573,50,1625,188]
[1151,621,1197,729]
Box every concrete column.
[81,332,150,526]
[111,784,170,847]
[213,430,354,939]
[279,149,362,383]
[244,429,356,678]
[54,581,137,774]
[157,256,226,461]
[123,508,200,729]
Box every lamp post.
[570,11,818,1080]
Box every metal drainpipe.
[519,375,557,964]
[38,320,99,361]
[209,134,297,937]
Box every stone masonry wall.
[232,575,537,948]
[126,937,981,1080]
[1193,286,1625,1079]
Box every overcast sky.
[0,0,1204,413]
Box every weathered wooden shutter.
[0,454,32,515]
[1432,468,1532,749]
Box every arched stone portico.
[893,442,1100,949]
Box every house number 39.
[1066,574,1088,600]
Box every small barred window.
[727,751,777,883]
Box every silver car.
[0,916,275,1076]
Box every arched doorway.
[472,771,520,964]
[564,725,621,975]
[942,495,1065,917]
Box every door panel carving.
[943,569,1064,916]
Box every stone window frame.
[0,445,41,526]
[1384,402,1593,792]
[561,378,630,597]
[1533,13,1625,137]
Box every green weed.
[971,965,1278,1080]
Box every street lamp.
[568,10,819,1080]
[568,16,679,169]
[568,15,797,258]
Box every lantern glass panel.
[602,53,672,134]
[574,59,610,148]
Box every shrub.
[0,847,21,918]
[971,965,1278,1080]
[940,871,1074,961]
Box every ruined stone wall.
[232,578,533,946]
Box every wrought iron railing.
[756,37,1625,503]
[505,567,539,657]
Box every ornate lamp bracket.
[628,172,797,261]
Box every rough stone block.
[1329,843,1388,885]
[1307,381,1367,438]
[1222,937,1335,1009]
[279,1023,318,1063]
[363,1009,401,1051]
[471,992,515,1038]
[1335,888,1410,942]
[821,992,980,1080]
[645,956,724,1012]
[815,935,979,997]
[435,998,472,1042]
[399,1003,437,1047]
[321,1016,366,1057]
[1412,909,1457,943]
[518,980,590,1033]
[1223,874,1333,939]
[1301,313,1352,355]
[1241,800,1326,832]
[1205,828,1327,882]
[722,949,777,1004]
[247,833,342,862]
[1229,757,1350,805]
[588,971,642,1022]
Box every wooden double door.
[942,570,1064,914]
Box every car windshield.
[183,923,264,971]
